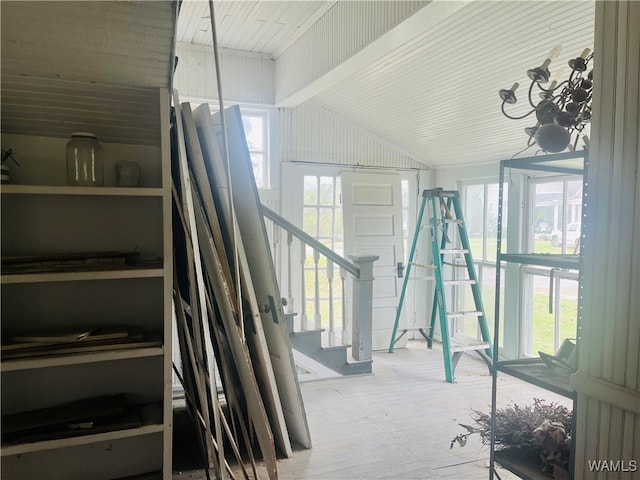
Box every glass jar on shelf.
[66,132,104,186]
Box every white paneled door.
[341,172,405,350]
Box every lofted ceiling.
[178,0,596,168]
[0,1,595,166]
[1,1,177,145]
[1,1,177,89]
[177,1,335,57]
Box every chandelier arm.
[510,142,535,159]
[572,133,581,151]
[538,79,571,94]
[501,101,537,120]
[527,81,538,109]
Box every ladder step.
[447,310,482,319]
[450,335,490,352]
[440,249,468,254]
[443,279,476,286]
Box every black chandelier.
[499,47,594,154]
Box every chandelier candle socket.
[500,47,594,154]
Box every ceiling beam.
[274,0,472,108]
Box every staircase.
[261,204,377,377]
[285,314,372,376]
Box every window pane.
[501,182,509,253]
[532,181,563,254]
[526,273,579,356]
[464,184,484,260]
[566,179,583,253]
[558,278,579,349]
[304,176,317,205]
[497,267,505,347]
[401,180,409,209]
[304,245,315,266]
[334,207,343,239]
[303,207,317,236]
[242,115,264,151]
[250,153,264,188]
[318,208,333,237]
[319,176,334,205]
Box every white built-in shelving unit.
[1,3,176,478]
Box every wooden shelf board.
[496,358,576,399]
[1,268,165,284]
[1,424,164,456]
[1,185,164,197]
[1,347,164,372]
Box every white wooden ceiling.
[179,0,596,167]
[177,1,335,57]
[1,1,177,89]
[311,1,597,166]
[1,1,177,145]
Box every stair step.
[340,358,372,376]
[288,328,351,374]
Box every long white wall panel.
[280,103,426,169]
[174,43,274,105]
[275,1,427,105]
[573,2,640,477]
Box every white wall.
[173,43,429,192]
[279,102,426,170]
[434,162,501,189]
[573,2,640,476]
[174,43,274,105]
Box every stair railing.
[261,204,377,362]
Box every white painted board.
[193,104,311,449]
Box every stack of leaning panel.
[170,92,311,480]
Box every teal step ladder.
[388,188,493,383]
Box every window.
[241,110,269,189]
[530,177,582,254]
[523,175,582,355]
[302,175,343,331]
[206,105,270,189]
[522,270,579,356]
[459,181,508,345]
